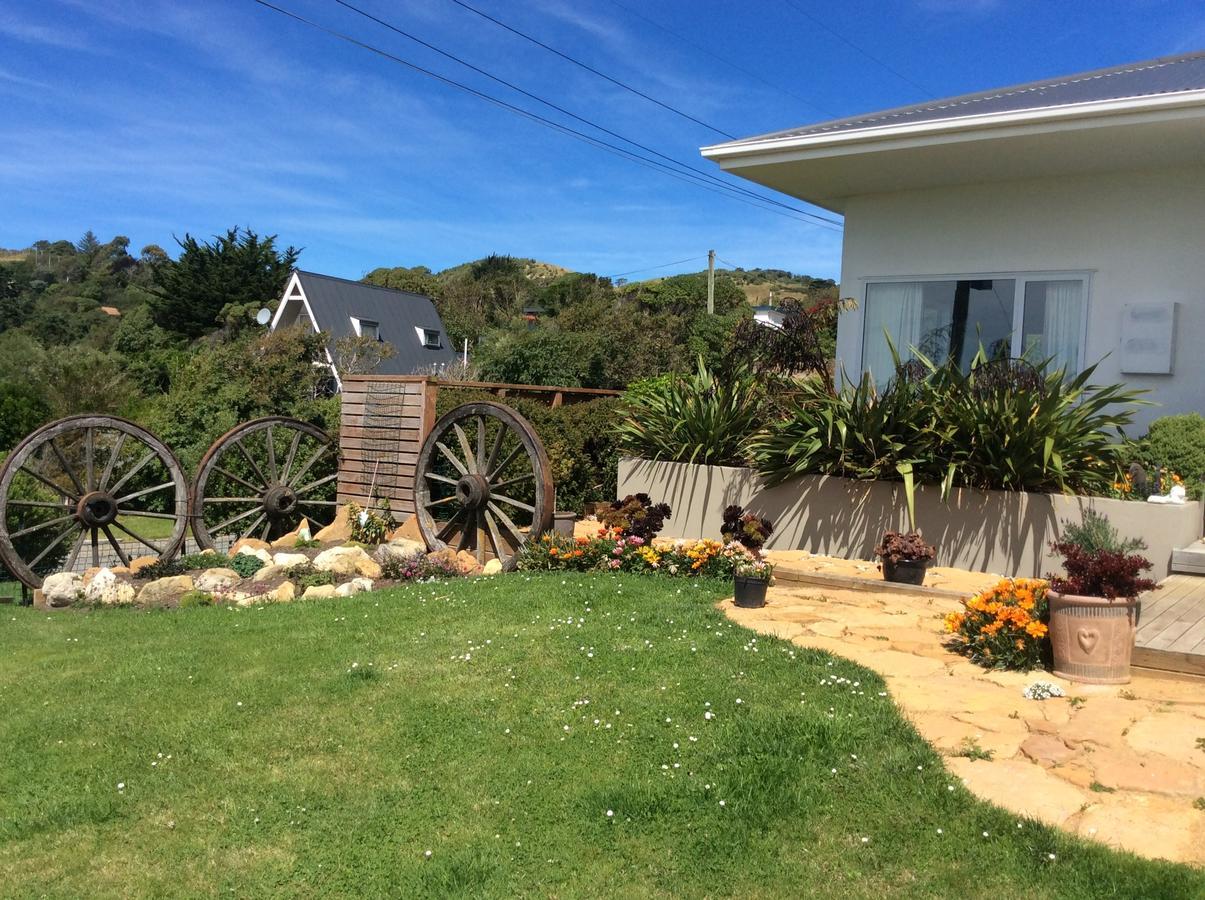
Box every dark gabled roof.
[712,49,1205,147]
[294,270,456,376]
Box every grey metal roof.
[295,270,456,376]
[717,50,1205,146]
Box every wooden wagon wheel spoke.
[101,524,131,568]
[415,402,553,571]
[0,415,189,589]
[19,464,77,502]
[108,449,157,496]
[490,493,535,514]
[98,431,126,491]
[111,519,166,554]
[115,481,177,507]
[190,417,337,551]
[435,441,468,476]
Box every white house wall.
[835,163,1205,432]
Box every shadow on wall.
[619,457,1202,580]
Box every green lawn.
[0,574,1200,898]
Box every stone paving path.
[724,584,1205,866]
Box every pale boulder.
[251,564,284,584]
[270,518,312,549]
[83,568,136,606]
[229,537,271,557]
[386,514,424,544]
[303,584,337,600]
[313,545,380,579]
[335,577,373,597]
[137,575,194,607]
[195,567,241,593]
[269,581,295,603]
[314,506,354,543]
[42,572,83,608]
[272,552,310,569]
[482,558,503,576]
[128,555,158,574]
[376,540,426,565]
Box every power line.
[605,0,836,119]
[608,255,707,280]
[444,0,737,139]
[249,0,842,229]
[329,0,842,228]
[781,0,931,98]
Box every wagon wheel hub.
[455,474,491,510]
[77,491,119,527]
[263,484,299,517]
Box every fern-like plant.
[612,358,763,467]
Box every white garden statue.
[1146,483,1187,505]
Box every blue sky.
[2,0,1202,282]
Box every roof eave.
[701,89,1205,163]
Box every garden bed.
[619,457,1203,580]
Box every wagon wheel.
[190,417,339,550]
[414,402,554,569]
[0,415,189,588]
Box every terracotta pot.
[733,575,768,608]
[881,558,930,585]
[1047,591,1141,685]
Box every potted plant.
[733,556,774,608]
[1046,541,1156,684]
[874,531,936,585]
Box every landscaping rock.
[1019,733,1078,767]
[376,540,426,564]
[335,577,373,597]
[482,558,503,576]
[234,546,272,565]
[455,550,483,576]
[270,518,312,549]
[251,564,284,584]
[195,567,241,593]
[229,537,271,557]
[314,506,354,543]
[302,584,337,600]
[128,555,158,574]
[137,575,194,608]
[269,581,295,603]
[42,572,83,608]
[386,514,424,544]
[313,545,381,579]
[272,552,310,569]
[82,568,136,606]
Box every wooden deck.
[1132,574,1205,677]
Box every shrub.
[347,500,394,545]
[613,358,763,467]
[1048,542,1156,600]
[284,563,334,590]
[874,531,936,565]
[1058,510,1145,554]
[178,590,215,609]
[133,552,222,580]
[720,505,774,551]
[229,553,266,578]
[435,387,620,514]
[1134,414,1205,499]
[379,552,463,581]
[945,578,1050,671]
[597,494,671,541]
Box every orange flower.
[944,612,964,632]
[549,547,559,556]
[1025,621,1048,639]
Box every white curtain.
[1041,280,1082,376]
[862,282,924,383]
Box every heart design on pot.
[1077,628,1100,654]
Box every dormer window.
[419,328,442,349]
[352,317,380,340]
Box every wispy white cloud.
[0,66,53,91]
[0,11,93,49]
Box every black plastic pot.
[881,558,930,585]
[733,574,769,608]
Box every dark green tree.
[148,227,299,338]
[0,380,51,451]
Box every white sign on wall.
[1120,302,1177,375]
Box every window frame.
[421,328,442,350]
[350,317,380,340]
[857,270,1092,376]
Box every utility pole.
[706,249,715,315]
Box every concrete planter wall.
[617,457,1203,581]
